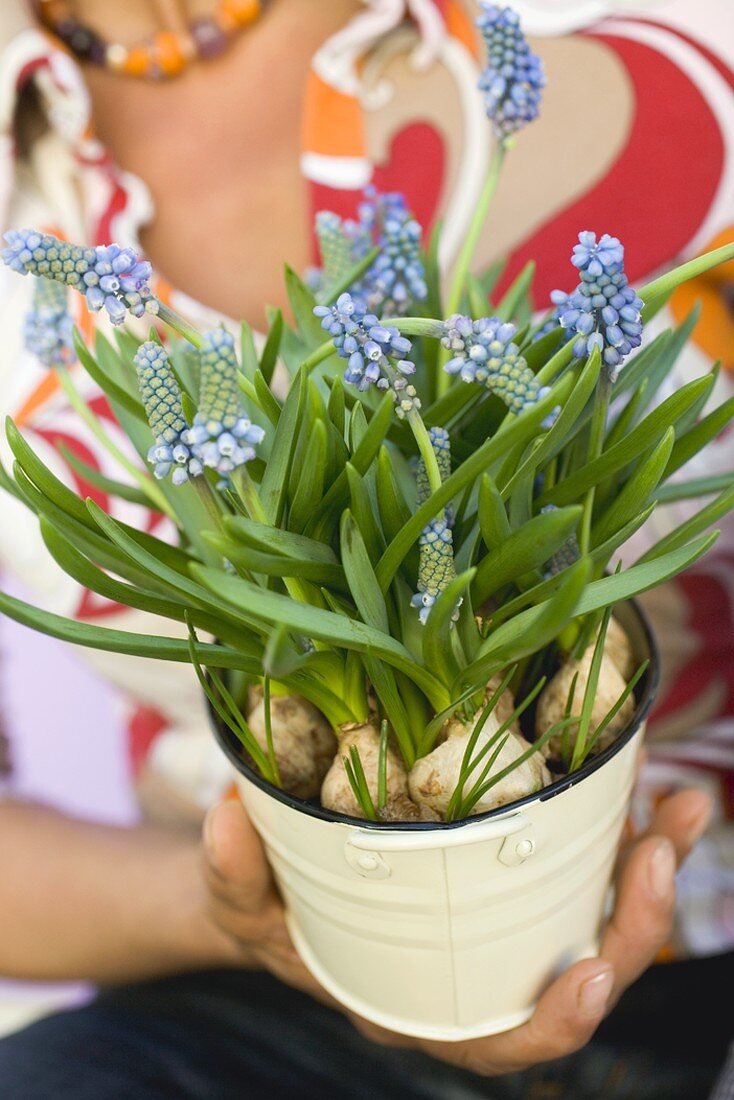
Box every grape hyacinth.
[314,292,421,419]
[416,427,452,506]
[476,3,545,141]
[552,232,643,377]
[541,505,580,578]
[411,516,460,626]
[442,314,554,422]
[23,277,74,369]
[359,189,427,317]
[2,229,158,326]
[134,342,202,485]
[311,189,427,317]
[181,329,264,487]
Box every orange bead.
[218,0,261,28]
[154,32,187,76]
[124,46,151,78]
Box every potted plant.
[1,1,733,1043]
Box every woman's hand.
[202,798,330,1001]
[202,788,711,1074]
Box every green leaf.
[664,395,734,479]
[496,261,535,322]
[73,331,147,421]
[259,309,284,385]
[538,376,712,508]
[309,393,394,527]
[656,473,734,504]
[472,506,582,607]
[640,242,734,319]
[192,565,449,708]
[7,418,97,529]
[501,350,601,499]
[56,443,152,507]
[259,369,305,524]
[288,419,327,533]
[575,534,718,615]
[201,534,347,588]
[460,559,591,691]
[253,370,282,426]
[376,374,575,591]
[478,473,511,550]
[284,265,325,347]
[423,569,475,685]
[0,588,258,671]
[328,376,346,433]
[346,464,384,560]
[637,485,734,563]
[223,514,337,564]
[591,428,674,547]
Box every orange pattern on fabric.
[301,71,366,158]
[669,227,734,372]
[445,0,481,60]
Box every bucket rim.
[209,595,659,833]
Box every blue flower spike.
[552,231,643,378]
[311,189,427,317]
[2,229,158,326]
[411,515,460,626]
[416,427,452,508]
[182,329,265,487]
[442,314,555,425]
[23,277,74,368]
[314,292,421,419]
[476,3,545,141]
[134,341,202,486]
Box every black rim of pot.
[208,595,660,832]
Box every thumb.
[203,797,274,914]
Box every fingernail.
[578,968,614,1018]
[648,839,676,899]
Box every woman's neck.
[55,0,361,326]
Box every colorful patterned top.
[0,0,733,956]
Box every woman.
[0,2,731,1097]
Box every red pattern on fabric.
[494,34,724,303]
[127,705,169,777]
[652,560,734,726]
[308,122,445,261]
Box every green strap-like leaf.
[340,510,389,633]
[472,505,583,607]
[591,428,674,547]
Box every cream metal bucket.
[212,601,658,1042]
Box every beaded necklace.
[37,0,265,80]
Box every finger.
[601,835,676,1000]
[420,959,615,1075]
[203,798,277,917]
[642,788,712,865]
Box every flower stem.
[302,341,336,374]
[437,143,507,398]
[155,303,205,349]
[408,409,443,494]
[579,369,613,555]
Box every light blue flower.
[476,4,545,140]
[134,341,202,485]
[3,229,158,326]
[311,188,427,317]
[314,292,421,418]
[540,504,580,578]
[442,314,555,424]
[23,277,74,368]
[411,515,460,626]
[552,231,643,377]
[181,329,264,486]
